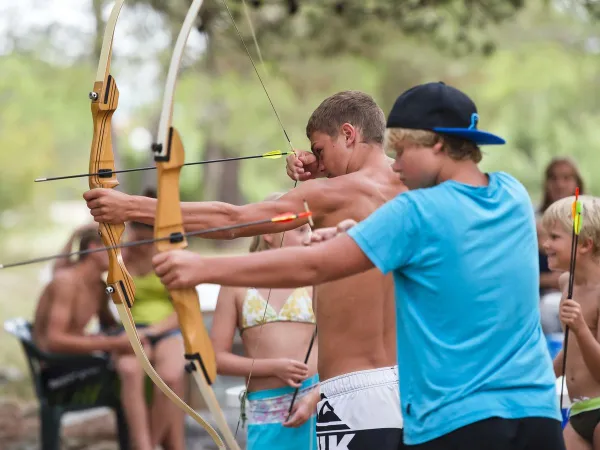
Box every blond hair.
[385,128,482,163]
[249,192,287,253]
[542,195,600,257]
[306,91,386,144]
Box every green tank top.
[130,273,174,324]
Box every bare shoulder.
[217,286,246,309]
[303,170,402,198]
[52,265,78,283]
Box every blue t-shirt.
[347,172,560,445]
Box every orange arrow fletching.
[271,211,313,223]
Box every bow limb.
[152,1,239,448]
[88,0,221,443]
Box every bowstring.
[218,0,300,439]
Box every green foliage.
[1,0,599,245]
[0,54,94,212]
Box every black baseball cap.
[386,82,505,145]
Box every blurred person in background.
[51,222,101,274]
[112,187,187,450]
[210,192,318,450]
[32,225,140,410]
[33,224,132,354]
[537,158,585,335]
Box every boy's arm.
[154,233,375,290]
[153,193,416,291]
[45,275,130,354]
[562,287,600,384]
[84,179,348,238]
[573,316,600,384]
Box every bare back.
[561,274,600,400]
[309,164,404,380]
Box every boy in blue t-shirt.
[152,82,564,449]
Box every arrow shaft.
[35,152,290,182]
[0,212,311,269]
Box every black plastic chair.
[4,317,130,450]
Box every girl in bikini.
[210,192,319,450]
[113,188,187,450]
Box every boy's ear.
[432,140,444,154]
[340,123,356,146]
[579,237,594,255]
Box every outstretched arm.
[84,178,346,238]
[153,193,419,290]
[153,234,374,290]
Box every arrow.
[0,210,312,270]
[34,150,290,182]
[559,187,583,410]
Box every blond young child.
[543,195,600,450]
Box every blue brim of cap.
[433,128,506,145]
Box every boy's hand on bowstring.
[286,150,322,182]
[283,394,314,428]
[560,299,587,333]
[152,250,204,290]
[303,219,357,246]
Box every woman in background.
[114,188,187,450]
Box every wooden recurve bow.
[151,1,240,449]
[88,1,225,446]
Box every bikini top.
[240,287,315,332]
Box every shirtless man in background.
[85,90,406,449]
[543,195,600,450]
[33,225,134,354]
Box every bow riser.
[89,78,120,190]
[154,119,239,450]
[89,73,136,307]
[154,127,218,382]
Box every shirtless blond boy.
[84,91,406,448]
[543,195,600,449]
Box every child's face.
[389,141,441,190]
[276,223,312,249]
[543,222,572,272]
[546,162,578,203]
